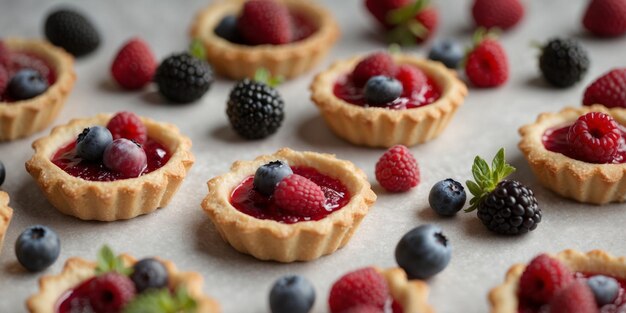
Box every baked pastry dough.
[0,191,13,255]
[377,267,434,313]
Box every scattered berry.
[394,64,427,97]
[130,258,169,293]
[567,112,622,164]
[340,305,384,313]
[154,53,213,104]
[274,174,326,217]
[539,38,589,88]
[364,76,403,105]
[428,179,466,216]
[254,161,293,196]
[365,0,410,29]
[76,126,113,161]
[549,281,598,313]
[583,0,626,37]
[587,275,619,306]
[215,15,240,42]
[15,225,61,272]
[395,224,451,279]
[583,68,626,108]
[352,52,397,88]
[428,39,464,69]
[88,272,136,312]
[7,69,49,100]
[375,145,420,192]
[269,275,316,313]
[471,0,524,30]
[413,6,439,43]
[0,161,4,186]
[103,139,147,178]
[465,33,509,88]
[44,8,100,57]
[382,1,439,45]
[465,148,541,235]
[111,38,156,90]
[106,111,148,145]
[237,0,293,45]
[518,254,574,304]
[328,267,389,313]
[226,78,284,139]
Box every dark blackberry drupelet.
[476,180,541,235]
[226,79,284,139]
[154,53,213,104]
[44,9,101,57]
[539,38,590,88]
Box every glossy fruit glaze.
[230,166,350,224]
[55,277,96,313]
[333,74,441,110]
[518,272,626,312]
[221,9,317,45]
[542,124,626,164]
[51,139,170,181]
[0,46,57,102]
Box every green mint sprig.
[123,287,198,313]
[464,148,516,212]
[386,0,430,46]
[189,39,207,60]
[254,68,283,88]
[95,245,132,276]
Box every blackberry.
[154,53,213,104]
[465,148,542,235]
[539,38,590,88]
[44,8,100,57]
[226,78,284,139]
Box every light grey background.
[1,0,626,312]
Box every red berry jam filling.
[542,124,626,164]
[55,277,96,313]
[519,272,626,312]
[333,73,441,110]
[289,10,318,42]
[230,166,350,223]
[52,139,170,182]
[0,44,56,102]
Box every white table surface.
[1,0,626,312]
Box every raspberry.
[519,254,574,304]
[237,0,292,45]
[583,0,626,37]
[583,68,626,109]
[328,267,389,313]
[340,305,384,313]
[352,52,397,87]
[472,0,524,30]
[567,112,622,164]
[375,145,420,192]
[106,111,148,145]
[88,272,136,312]
[413,7,439,43]
[465,38,509,88]
[111,38,156,90]
[274,174,326,217]
[365,0,410,29]
[395,64,427,97]
[549,281,598,313]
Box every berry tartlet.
[518,105,626,204]
[27,246,220,313]
[0,191,13,255]
[189,0,339,80]
[310,52,467,147]
[489,250,626,312]
[0,38,75,141]
[201,148,376,262]
[25,112,194,221]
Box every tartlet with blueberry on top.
[25,112,194,221]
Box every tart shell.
[201,148,376,262]
[518,105,626,204]
[489,249,626,313]
[0,38,76,141]
[189,0,340,80]
[25,114,195,221]
[310,54,467,148]
[377,267,434,313]
[26,254,220,313]
[0,191,13,255]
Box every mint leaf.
[465,148,517,213]
[189,39,206,60]
[253,68,282,87]
[95,245,131,275]
[124,287,197,313]
[465,180,482,197]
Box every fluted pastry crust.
[25,114,195,221]
[377,267,434,313]
[201,148,376,262]
[0,191,13,255]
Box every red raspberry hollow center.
[567,112,623,164]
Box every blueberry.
[364,76,403,106]
[428,39,464,69]
[269,275,315,313]
[428,179,467,216]
[587,275,619,306]
[254,161,293,196]
[15,225,61,272]
[395,224,451,279]
[0,161,5,186]
[76,126,113,161]
[215,15,240,42]
[7,69,49,100]
[130,258,169,293]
